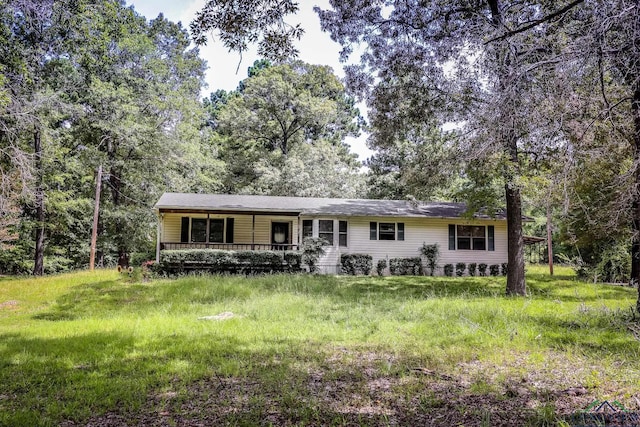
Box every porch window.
[191,218,207,242]
[319,220,334,245]
[339,220,347,247]
[181,217,233,244]
[209,219,224,243]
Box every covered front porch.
[155,209,302,261]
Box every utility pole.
[89,165,102,271]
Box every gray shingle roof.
[155,193,506,220]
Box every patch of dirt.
[61,349,639,426]
[0,300,18,310]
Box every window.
[339,220,347,247]
[302,220,313,239]
[181,217,234,244]
[209,219,224,243]
[369,222,405,241]
[449,225,494,251]
[319,220,334,245]
[379,223,396,240]
[191,218,207,242]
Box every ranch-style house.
[154,193,508,274]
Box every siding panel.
[300,215,508,274]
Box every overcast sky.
[127,0,373,160]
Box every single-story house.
[154,193,508,274]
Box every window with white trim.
[339,220,347,247]
[448,224,494,251]
[319,220,334,245]
[369,222,405,241]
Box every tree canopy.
[214,60,365,197]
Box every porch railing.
[160,242,299,251]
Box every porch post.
[252,214,255,250]
[156,212,162,262]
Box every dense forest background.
[1,0,638,291]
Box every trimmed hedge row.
[443,263,508,277]
[158,249,302,274]
[389,257,423,276]
[340,254,373,275]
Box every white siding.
[161,212,507,275]
[300,215,508,275]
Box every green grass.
[0,266,639,426]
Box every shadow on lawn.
[0,330,249,426]
[49,337,572,427]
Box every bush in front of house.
[284,251,303,272]
[489,264,500,276]
[468,263,477,276]
[444,264,454,277]
[420,243,439,276]
[455,262,466,277]
[376,259,387,276]
[478,263,488,276]
[301,237,328,273]
[501,263,508,276]
[340,254,373,275]
[159,249,303,273]
[389,257,423,276]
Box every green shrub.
[478,263,488,276]
[236,250,282,265]
[376,259,387,276]
[389,257,423,275]
[489,264,500,276]
[284,251,302,271]
[43,256,74,274]
[302,237,327,273]
[0,247,32,275]
[501,263,508,276]
[593,243,630,283]
[158,249,303,274]
[420,243,439,276]
[340,254,373,275]
[468,263,477,276]
[130,251,155,266]
[444,264,454,277]
[455,262,466,277]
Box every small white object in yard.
[198,312,236,321]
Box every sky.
[126,0,374,161]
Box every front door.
[271,222,290,250]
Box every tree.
[314,1,596,295]
[537,1,640,295]
[215,61,364,196]
[67,6,208,267]
[190,0,304,62]
[0,0,215,272]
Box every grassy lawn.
[1,266,639,426]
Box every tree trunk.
[487,0,526,296]
[632,84,640,310]
[33,128,44,276]
[505,182,526,295]
[108,165,129,268]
